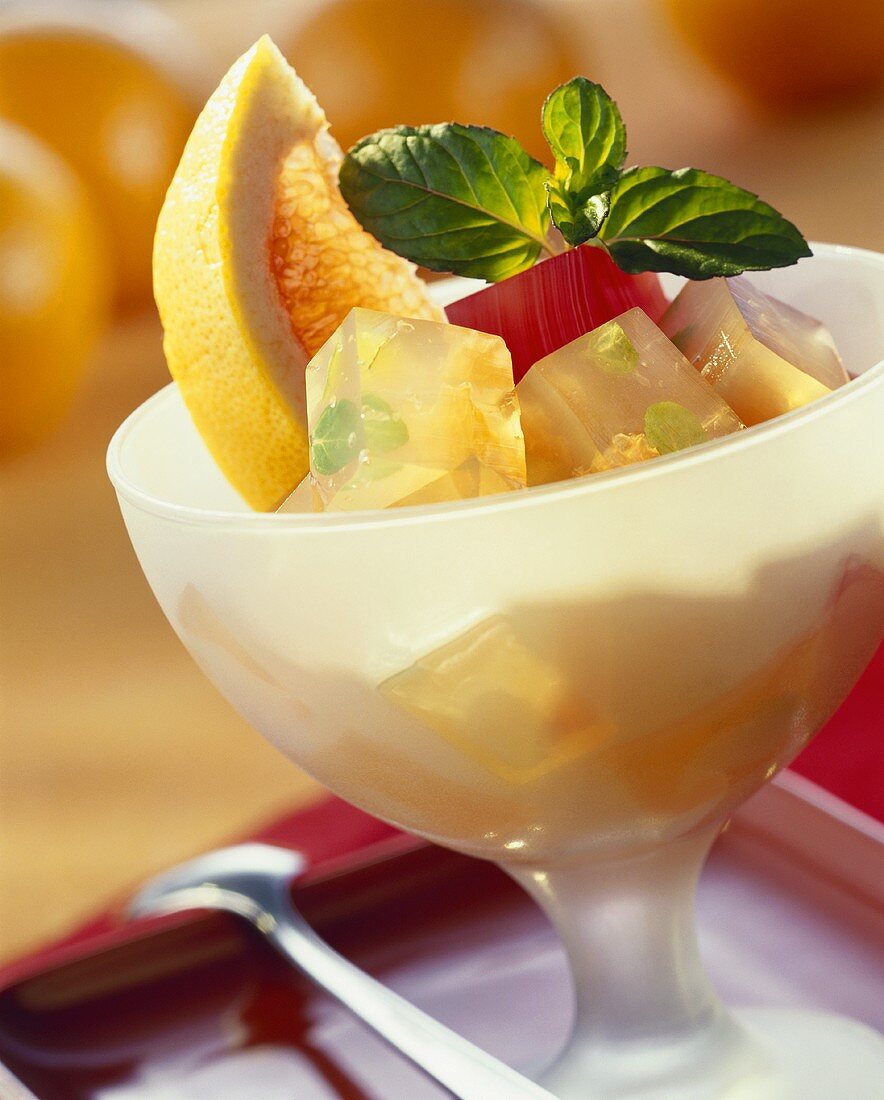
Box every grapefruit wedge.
[154,36,444,511]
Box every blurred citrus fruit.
[0,0,209,309]
[665,0,884,108]
[285,0,581,162]
[155,37,443,511]
[0,121,109,459]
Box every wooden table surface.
[1,0,882,965]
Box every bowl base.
[737,1008,884,1100]
[537,1008,884,1099]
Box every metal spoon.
[130,842,557,1100]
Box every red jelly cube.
[445,245,669,382]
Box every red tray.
[0,774,881,1100]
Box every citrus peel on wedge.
[154,36,443,511]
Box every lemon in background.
[0,0,209,309]
[0,121,109,459]
[285,0,581,164]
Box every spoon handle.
[269,906,557,1100]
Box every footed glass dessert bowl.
[109,244,884,1099]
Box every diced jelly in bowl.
[660,275,848,426]
[281,308,526,512]
[517,307,744,486]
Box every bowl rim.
[107,242,884,533]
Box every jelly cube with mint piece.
[304,307,526,511]
[660,275,848,426]
[445,245,669,383]
[517,307,744,485]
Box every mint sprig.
[600,167,812,276]
[541,78,625,246]
[338,123,555,281]
[340,78,811,281]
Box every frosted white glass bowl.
[109,244,884,1098]
[108,244,883,860]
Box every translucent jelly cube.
[517,307,744,486]
[302,308,526,511]
[276,475,314,513]
[380,616,613,785]
[660,275,848,426]
[445,244,669,382]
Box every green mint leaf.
[542,79,626,190]
[600,166,812,277]
[644,402,708,454]
[542,78,625,245]
[591,320,640,373]
[547,188,612,247]
[310,398,361,475]
[343,455,403,489]
[361,393,409,454]
[311,395,408,477]
[339,123,552,282]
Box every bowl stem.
[507,825,770,1098]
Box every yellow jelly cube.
[380,616,613,785]
[289,307,526,511]
[660,275,848,426]
[517,307,744,486]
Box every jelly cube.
[380,616,613,785]
[517,308,744,485]
[660,276,848,426]
[276,475,314,513]
[445,244,669,382]
[297,308,526,511]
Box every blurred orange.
[0,1,208,310]
[285,0,581,163]
[665,0,884,109]
[0,122,109,459]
